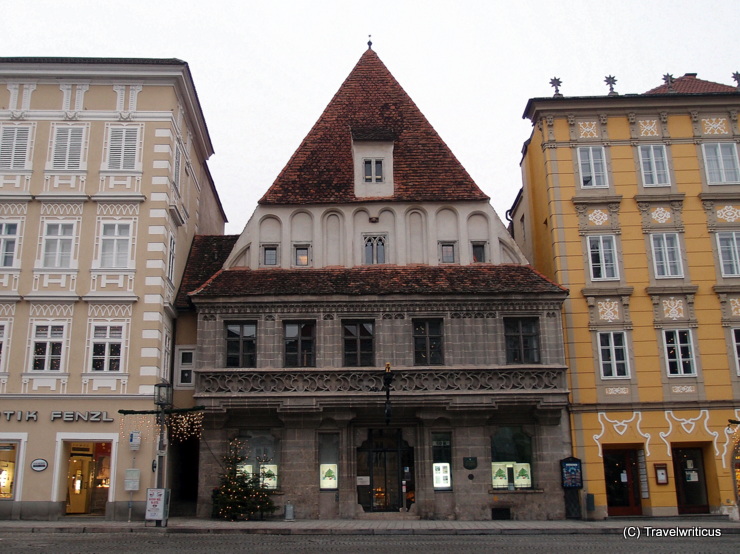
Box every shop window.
[432,432,452,490]
[0,442,17,499]
[239,431,280,489]
[226,322,257,368]
[491,427,532,489]
[319,433,339,490]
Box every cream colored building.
[0,57,225,519]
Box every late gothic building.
[179,46,571,521]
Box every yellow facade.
[0,58,224,520]
[514,80,740,519]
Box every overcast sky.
[8,0,740,233]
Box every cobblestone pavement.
[1,532,737,553]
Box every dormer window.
[364,159,383,182]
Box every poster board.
[145,488,170,522]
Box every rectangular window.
[32,324,64,371]
[0,324,5,372]
[733,329,740,376]
[717,232,740,276]
[0,125,31,170]
[51,126,85,170]
[42,222,74,268]
[651,233,683,278]
[578,146,608,188]
[284,321,315,367]
[91,325,123,371]
[703,143,740,184]
[364,158,383,182]
[318,433,339,490]
[432,432,452,490]
[106,126,139,171]
[491,427,532,490]
[294,246,309,267]
[176,348,195,387]
[167,234,176,282]
[639,144,670,186]
[263,245,278,266]
[413,319,444,365]
[343,321,374,367]
[588,235,619,280]
[0,442,18,499]
[471,242,486,263]
[225,323,257,368]
[504,317,540,364]
[440,242,456,264]
[598,331,629,378]
[363,235,386,264]
[0,222,18,267]
[664,329,695,376]
[100,223,130,268]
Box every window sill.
[488,488,543,494]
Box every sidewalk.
[0,515,738,535]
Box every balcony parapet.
[195,366,567,397]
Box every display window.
[0,443,17,499]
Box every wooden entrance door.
[603,449,642,516]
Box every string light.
[167,411,204,443]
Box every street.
[0,532,737,553]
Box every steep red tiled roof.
[644,73,737,94]
[189,265,567,300]
[259,48,488,205]
[175,234,239,310]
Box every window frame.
[0,323,6,374]
[504,317,541,364]
[363,158,384,183]
[342,320,375,367]
[413,318,444,366]
[663,329,696,376]
[363,235,387,265]
[293,244,311,267]
[651,232,683,279]
[284,321,316,368]
[717,231,740,277]
[225,322,257,368]
[471,242,487,263]
[99,221,132,269]
[577,146,609,188]
[0,221,19,268]
[638,144,670,187]
[703,142,740,185]
[175,346,196,388]
[31,323,67,372]
[262,244,278,266]
[439,242,457,264]
[597,331,630,379]
[104,124,141,172]
[89,323,124,372]
[41,222,75,269]
[588,235,619,281]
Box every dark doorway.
[672,447,709,514]
[603,449,642,516]
[356,429,414,512]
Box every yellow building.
[0,58,225,519]
[511,73,740,519]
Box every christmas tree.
[211,439,276,521]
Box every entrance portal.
[672,447,709,514]
[356,429,414,512]
[65,442,111,515]
[603,449,642,516]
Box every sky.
[6,0,740,234]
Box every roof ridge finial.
[550,77,563,98]
[663,73,675,92]
[733,71,740,90]
[368,35,372,49]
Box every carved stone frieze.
[196,367,567,396]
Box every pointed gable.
[259,48,488,205]
[644,73,737,94]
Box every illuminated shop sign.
[1,410,115,422]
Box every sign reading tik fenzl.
[1,410,115,422]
